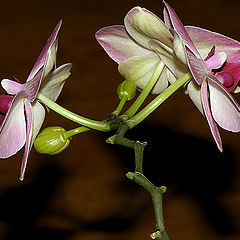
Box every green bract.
[34,126,71,155]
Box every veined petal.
[1,79,25,95]
[163,1,200,58]
[0,91,27,158]
[185,26,240,62]
[125,6,173,49]
[149,39,188,79]
[96,25,152,63]
[118,53,160,90]
[39,63,72,102]
[201,80,222,151]
[186,47,206,85]
[27,20,62,81]
[208,79,240,132]
[24,68,43,102]
[19,100,33,181]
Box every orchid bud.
[34,126,71,155]
[0,95,13,114]
[117,80,137,101]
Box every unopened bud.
[34,126,71,155]
[117,80,137,101]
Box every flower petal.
[19,100,32,181]
[39,63,72,102]
[27,21,62,81]
[163,1,200,58]
[208,79,240,132]
[0,91,27,158]
[201,80,222,151]
[118,53,161,91]
[185,26,240,62]
[125,6,173,49]
[96,25,152,63]
[1,79,25,95]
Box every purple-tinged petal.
[208,80,240,132]
[0,91,27,158]
[39,63,72,102]
[163,1,200,58]
[124,6,173,49]
[163,7,172,28]
[204,52,226,70]
[24,68,43,102]
[19,100,32,181]
[185,47,206,85]
[0,95,13,114]
[96,25,152,63]
[27,20,62,82]
[1,79,25,95]
[185,26,240,62]
[201,79,222,152]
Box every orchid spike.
[96,6,188,94]
[162,1,240,151]
[0,21,72,180]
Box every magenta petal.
[19,100,32,181]
[201,80,223,151]
[0,95,13,114]
[186,47,206,85]
[163,1,200,58]
[0,91,27,158]
[27,20,62,82]
[24,69,43,102]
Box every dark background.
[0,0,239,239]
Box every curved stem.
[37,93,111,132]
[127,72,192,129]
[109,95,128,119]
[64,126,90,138]
[120,61,165,120]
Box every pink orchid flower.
[160,1,240,151]
[0,21,72,180]
[95,6,187,94]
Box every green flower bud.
[34,126,71,155]
[117,80,137,101]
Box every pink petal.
[163,1,200,58]
[0,91,27,158]
[124,6,173,49]
[208,79,240,132]
[0,95,13,114]
[96,25,152,63]
[201,80,222,151]
[24,69,43,102]
[27,21,62,82]
[204,52,226,70]
[1,79,25,95]
[185,47,206,84]
[163,7,172,28]
[19,100,32,181]
[185,26,240,62]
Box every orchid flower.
[96,6,188,94]
[156,1,240,151]
[0,21,72,180]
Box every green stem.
[120,61,165,121]
[109,95,128,120]
[127,72,192,129]
[64,126,90,138]
[37,93,111,132]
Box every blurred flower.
[162,1,240,151]
[96,6,187,94]
[0,21,72,180]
